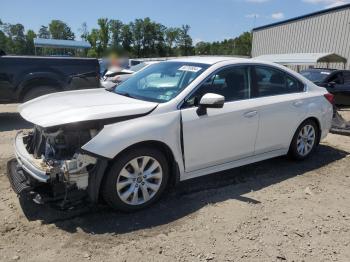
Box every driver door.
[180,66,259,172]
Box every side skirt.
[180,149,288,181]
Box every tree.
[97,18,109,52]
[234,32,252,56]
[195,41,211,55]
[109,19,123,49]
[0,30,7,53]
[25,29,36,55]
[178,25,193,56]
[121,24,132,52]
[38,25,50,39]
[79,22,89,41]
[131,19,144,57]
[193,32,252,57]
[0,17,198,58]
[7,23,26,54]
[0,20,8,52]
[165,27,180,56]
[153,23,167,57]
[49,20,75,40]
[87,28,100,56]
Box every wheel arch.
[288,116,322,149]
[112,140,180,186]
[19,77,63,101]
[91,140,181,203]
[302,116,322,145]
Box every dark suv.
[301,68,350,106]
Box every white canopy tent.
[254,53,347,71]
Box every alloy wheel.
[116,156,163,205]
[296,124,316,157]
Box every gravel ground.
[0,104,350,262]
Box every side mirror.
[197,93,225,116]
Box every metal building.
[252,4,350,69]
[33,38,91,56]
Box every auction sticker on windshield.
[178,65,202,73]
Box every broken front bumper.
[9,132,109,206]
[14,132,50,183]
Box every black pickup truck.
[0,54,100,103]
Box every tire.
[288,119,319,160]
[102,147,169,212]
[23,86,58,102]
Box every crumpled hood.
[19,88,158,127]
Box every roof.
[34,38,91,49]
[253,3,350,31]
[2,55,96,60]
[170,56,250,65]
[254,53,347,65]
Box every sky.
[1,0,350,43]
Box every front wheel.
[288,119,319,160]
[102,147,169,212]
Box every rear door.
[251,65,307,154]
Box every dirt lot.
[0,104,350,262]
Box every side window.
[252,66,303,97]
[328,72,344,84]
[343,72,350,84]
[286,75,304,93]
[185,66,250,107]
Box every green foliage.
[97,18,109,51]
[25,30,36,55]
[0,18,252,58]
[195,32,252,56]
[38,25,50,39]
[49,20,75,40]
[165,27,181,56]
[79,22,89,41]
[109,19,123,49]
[178,25,193,56]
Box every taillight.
[324,93,335,105]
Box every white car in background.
[100,61,159,89]
[9,57,333,212]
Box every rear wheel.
[102,147,169,212]
[288,119,319,160]
[23,86,58,102]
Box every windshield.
[301,70,331,83]
[115,61,209,103]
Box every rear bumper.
[14,132,49,183]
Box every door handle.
[293,100,303,107]
[243,110,258,118]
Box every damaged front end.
[7,124,108,208]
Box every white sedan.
[10,57,333,211]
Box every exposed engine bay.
[23,125,99,190]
